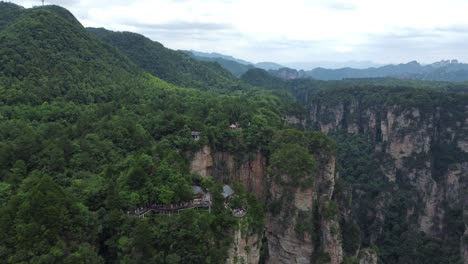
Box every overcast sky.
[9,0,468,66]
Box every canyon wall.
[266,154,342,264]
[226,226,262,264]
[190,145,343,263]
[190,146,266,199]
[308,98,468,260]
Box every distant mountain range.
[268,60,468,82]
[283,60,383,70]
[182,50,284,76]
[184,51,468,82]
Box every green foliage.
[315,251,331,264]
[268,129,334,188]
[88,28,245,93]
[0,4,292,263]
[322,199,339,220]
[270,144,316,186]
[118,210,236,264]
[231,183,265,233]
[294,210,314,239]
[241,68,285,89]
[0,5,140,104]
[341,219,361,255]
[0,175,101,263]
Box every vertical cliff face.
[226,226,261,264]
[190,138,343,264]
[190,146,213,177]
[189,146,266,199]
[266,153,342,264]
[358,248,378,264]
[308,96,468,261]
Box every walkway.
[128,200,212,218]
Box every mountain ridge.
[182,47,468,82]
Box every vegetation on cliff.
[1,2,467,264]
[0,3,284,263]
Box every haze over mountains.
[185,51,468,82]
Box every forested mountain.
[0,4,144,104]
[182,51,255,77]
[1,3,467,264]
[88,28,243,92]
[183,50,285,76]
[184,50,252,65]
[0,3,293,263]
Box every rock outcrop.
[308,97,468,260]
[226,227,261,264]
[190,146,266,199]
[358,248,378,264]
[266,154,343,264]
[190,146,213,177]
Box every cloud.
[8,0,468,64]
[129,21,232,31]
[321,0,357,11]
[436,25,468,33]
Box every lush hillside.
[184,50,285,74]
[183,50,252,65]
[0,4,295,263]
[2,3,467,264]
[183,51,255,77]
[0,4,142,104]
[87,28,244,92]
[0,2,23,31]
[241,68,468,93]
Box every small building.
[192,185,205,199]
[192,185,212,205]
[191,131,201,141]
[222,185,234,199]
[229,123,241,130]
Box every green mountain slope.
[0,2,23,31]
[241,68,286,88]
[183,50,255,77]
[87,28,243,92]
[0,4,292,263]
[0,4,141,104]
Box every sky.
[9,0,468,67]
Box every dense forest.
[0,2,467,264]
[0,3,292,263]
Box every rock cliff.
[266,151,342,264]
[307,94,468,261]
[358,248,378,264]
[190,146,266,199]
[190,140,343,264]
[226,226,261,264]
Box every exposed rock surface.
[309,99,468,259]
[190,146,213,177]
[190,147,266,199]
[358,248,378,264]
[266,155,343,264]
[226,227,261,264]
